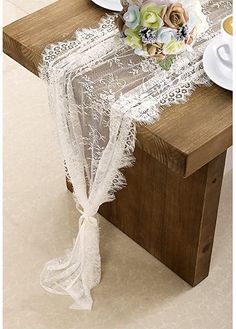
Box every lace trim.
[39,15,118,81]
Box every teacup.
[216,15,233,69]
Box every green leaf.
[157,55,176,71]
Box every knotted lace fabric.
[39,0,231,310]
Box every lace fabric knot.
[78,208,97,228]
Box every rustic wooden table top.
[3,0,232,177]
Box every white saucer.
[203,35,233,91]
[91,0,122,11]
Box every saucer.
[91,0,122,11]
[203,35,233,91]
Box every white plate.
[91,0,122,11]
[203,35,232,91]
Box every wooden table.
[3,0,232,286]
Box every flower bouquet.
[116,0,208,70]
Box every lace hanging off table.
[39,0,232,310]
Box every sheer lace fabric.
[39,0,232,310]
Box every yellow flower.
[163,37,184,55]
[124,28,142,49]
[140,3,164,29]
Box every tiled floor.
[3,1,232,328]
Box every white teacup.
[216,15,233,69]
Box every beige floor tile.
[7,0,56,14]
[3,0,27,25]
[225,146,232,174]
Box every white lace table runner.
[39,0,231,310]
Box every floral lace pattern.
[39,0,232,310]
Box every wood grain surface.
[67,148,226,285]
[99,148,226,285]
[3,0,232,177]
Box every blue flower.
[123,5,140,29]
[156,27,175,44]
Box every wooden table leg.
[99,148,226,286]
[66,176,73,193]
[66,148,226,286]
